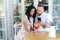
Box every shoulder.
[41,12,48,17]
[24,15,27,18]
[23,15,28,19]
[43,12,48,15]
[22,15,28,22]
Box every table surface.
[24,32,60,40]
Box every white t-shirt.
[35,12,53,24]
[35,12,53,31]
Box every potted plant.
[42,24,46,29]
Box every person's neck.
[30,15,33,17]
[38,14,41,16]
[37,12,44,16]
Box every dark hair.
[25,5,36,26]
[38,4,44,7]
[38,4,48,11]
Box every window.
[0,0,3,6]
[52,0,60,34]
[13,0,22,37]
[53,0,60,4]
[0,17,5,28]
[0,30,5,40]
[25,0,33,11]
[13,0,22,24]
[0,0,6,40]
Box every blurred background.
[0,0,60,40]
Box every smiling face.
[30,8,35,16]
[37,6,44,15]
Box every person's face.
[30,8,35,16]
[37,6,44,15]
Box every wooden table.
[24,32,60,40]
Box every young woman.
[16,5,36,40]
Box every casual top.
[16,15,34,40]
[35,12,53,24]
[34,12,53,32]
[22,15,33,30]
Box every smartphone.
[37,17,41,21]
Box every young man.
[35,5,53,31]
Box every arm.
[23,19,30,32]
[46,14,53,27]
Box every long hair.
[25,5,36,26]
